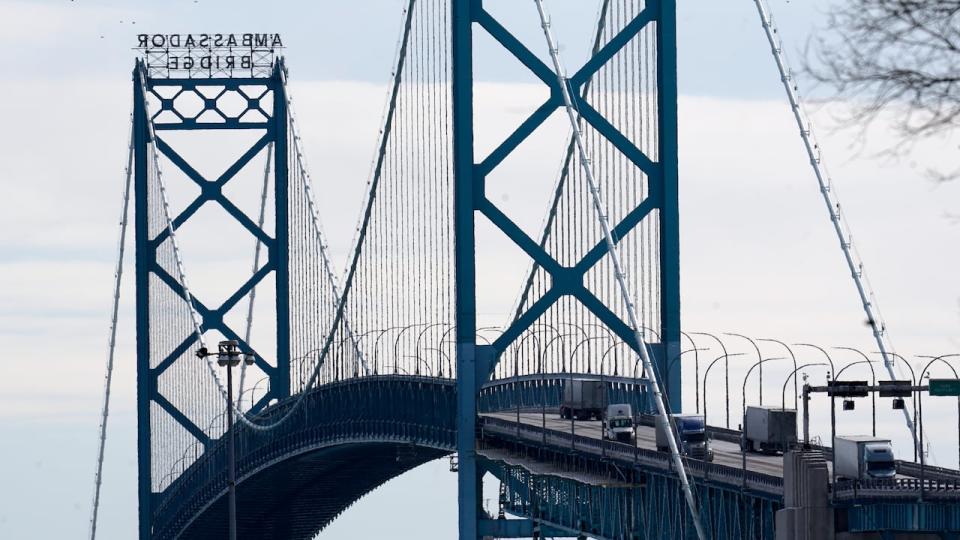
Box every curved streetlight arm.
[917,353,960,380]
[701,352,746,429]
[727,333,765,405]
[680,332,702,413]
[424,347,452,378]
[402,355,433,377]
[511,332,543,378]
[544,333,577,374]
[834,359,876,382]
[667,347,708,376]
[760,338,799,409]
[570,336,611,375]
[415,323,449,359]
[782,363,828,411]
[742,357,786,406]
[794,343,836,378]
[693,332,731,426]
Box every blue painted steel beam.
[452,1,481,539]
[478,519,571,538]
[271,63,291,399]
[133,61,153,540]
[657,0,683,410]
[569,5,659,88]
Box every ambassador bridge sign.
[135,33,283,78]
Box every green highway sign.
[929,379,960,397]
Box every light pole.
[666,348,708,413]
[703,353,745,430]
[425,347,452,378]
[512,332,543,440]
[372,326,405,375]
[727,333,764,405]
[793,343,836,378]
[415,323,448,370]
[680,332,702,413]
[795,343,837,454]
[197,340,253,540]
[543,333,576,449]
[833,352,877,436]
[782,363,828,411]
[403,355,433,377]
[760,338,799,410]
[692,332,731,428]
[741,357,785,483]
[393,323,426,375]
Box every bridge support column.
[452,0,481,537]
[658,0,683,413]
[776,450,834,540]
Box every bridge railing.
[833,478,960,502]
[479,373,651,415]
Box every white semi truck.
[603,404,635,443]
[742,405,797,454]
[560,379,607,420]
[834,436,896,481]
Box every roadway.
[482,411,795,479]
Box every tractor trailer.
[656,414,713,461]
[560,379,607,420]
[834,436,896,480]
[742,406,797,454]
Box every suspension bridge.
[88,1,960,539]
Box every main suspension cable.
[88,115,135,540]
[531,2,706,538]
[750,0,920,456]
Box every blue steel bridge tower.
[450,0,681,537]
[133,58,291,539]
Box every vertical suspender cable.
[280,76,370,375]
[750,0,920,455]
[89,118,135,540]
[531,2,706,538]
[239,143,273,407]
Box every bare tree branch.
[808,0,960,180]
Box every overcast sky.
[1,1,959,539]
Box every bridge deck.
[480,411,960,486]
[483,411,786,478]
